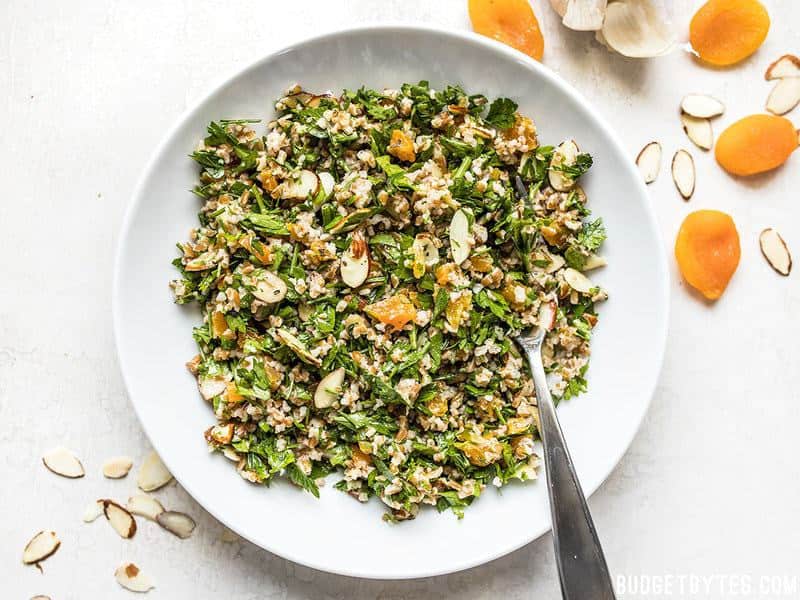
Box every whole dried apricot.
[469,0,544,61]
[689,0,770,66]
[675,210,740,300]
[715,114,797,176]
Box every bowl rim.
[112,22,670,579]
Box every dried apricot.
[675,210,740,300]
[365,294,417,329]
[715,114,797,176]
[211,311,228,338]
[689,0,769,66]
[469,0,544,61]
[387,130,416,163]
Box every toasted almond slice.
[318,172,335,199]
[137,451,173,492]
[103,500,137,539]
[601,0,676,58]
[449,209,472,264]
[102,456,133,479]
[126,494,165,521]
[115,562,155,593]
[42,447,84,478]
[282,169,319,200]
[314,367,346,409]
[220,527,240,543]
[538,298,558,331]
[766,54,800,80]
[671,150,695,200]
[636,141,662,184]
[759,229,792,276]
[766,78,800,116]
[198,377,227,401]
[583,254,608,270]
[156,511,196,539]
[562,0,607,31]
[545,253,566,274]
[681,94,725,119]
[563,268,595,293]
[22,531,60,565]
[252,271,288,304]
[548,139,580,192]
[275,328,322,367]
[680,113,713,150]
[82,500,105,523]
[340,231,370,288]
[31,596,51,600]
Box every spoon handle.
[518,338,616,600]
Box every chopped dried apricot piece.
[469,0,544,61]
[365,294,417,329]
[224,382,244,403]
[387,130,416,163]
[211,311,228,338]
[675,210,740,300]
[715,114,797,176]
[689,0,770,66]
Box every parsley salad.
[170,81,607,521]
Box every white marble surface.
[2,1,799,598]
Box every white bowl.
[113,24,669,579]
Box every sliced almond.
[562,0,607,31]
[636,141,662,184]
[545,252,566,273]
[198,376,227,401]
[137,451,173,492]
[413,233,440,268]
[766,78,800,116]
[583,254,608,270]
[538,299,558,331]
[548,139,580,192]
[340,231,370,288]
[82,500,105,523]
[22,531,60,565]
[671,150,695,200]
[31,596,51,600]
[103,500,137,539]
[563,268,595,293]
[318,172,335,199]
[126,494,165,521]
[156,511,196,539]
[601,0,676,58]
[115,562,155,593]
[765,54,800,80]
[680,113,713,150]
[680,94,725,119]
[275,328,322,367]
[314,367,345,409]
[252,271,287,304]
[282,169,319,200]
[759,228,792,276]
[220,527,240,543]
[103,456,134,479]
[449,209,472,264]
[42,447,84,478]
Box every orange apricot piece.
[469,0,544,61]
[365,294,417,329]
[715,114,797,176]
[211,311,228,338]
[387,130,416,163]
[689,0,770,66]
[675,210,741,300]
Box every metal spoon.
[514,299,616,600]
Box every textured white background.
[2,1,799,598]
